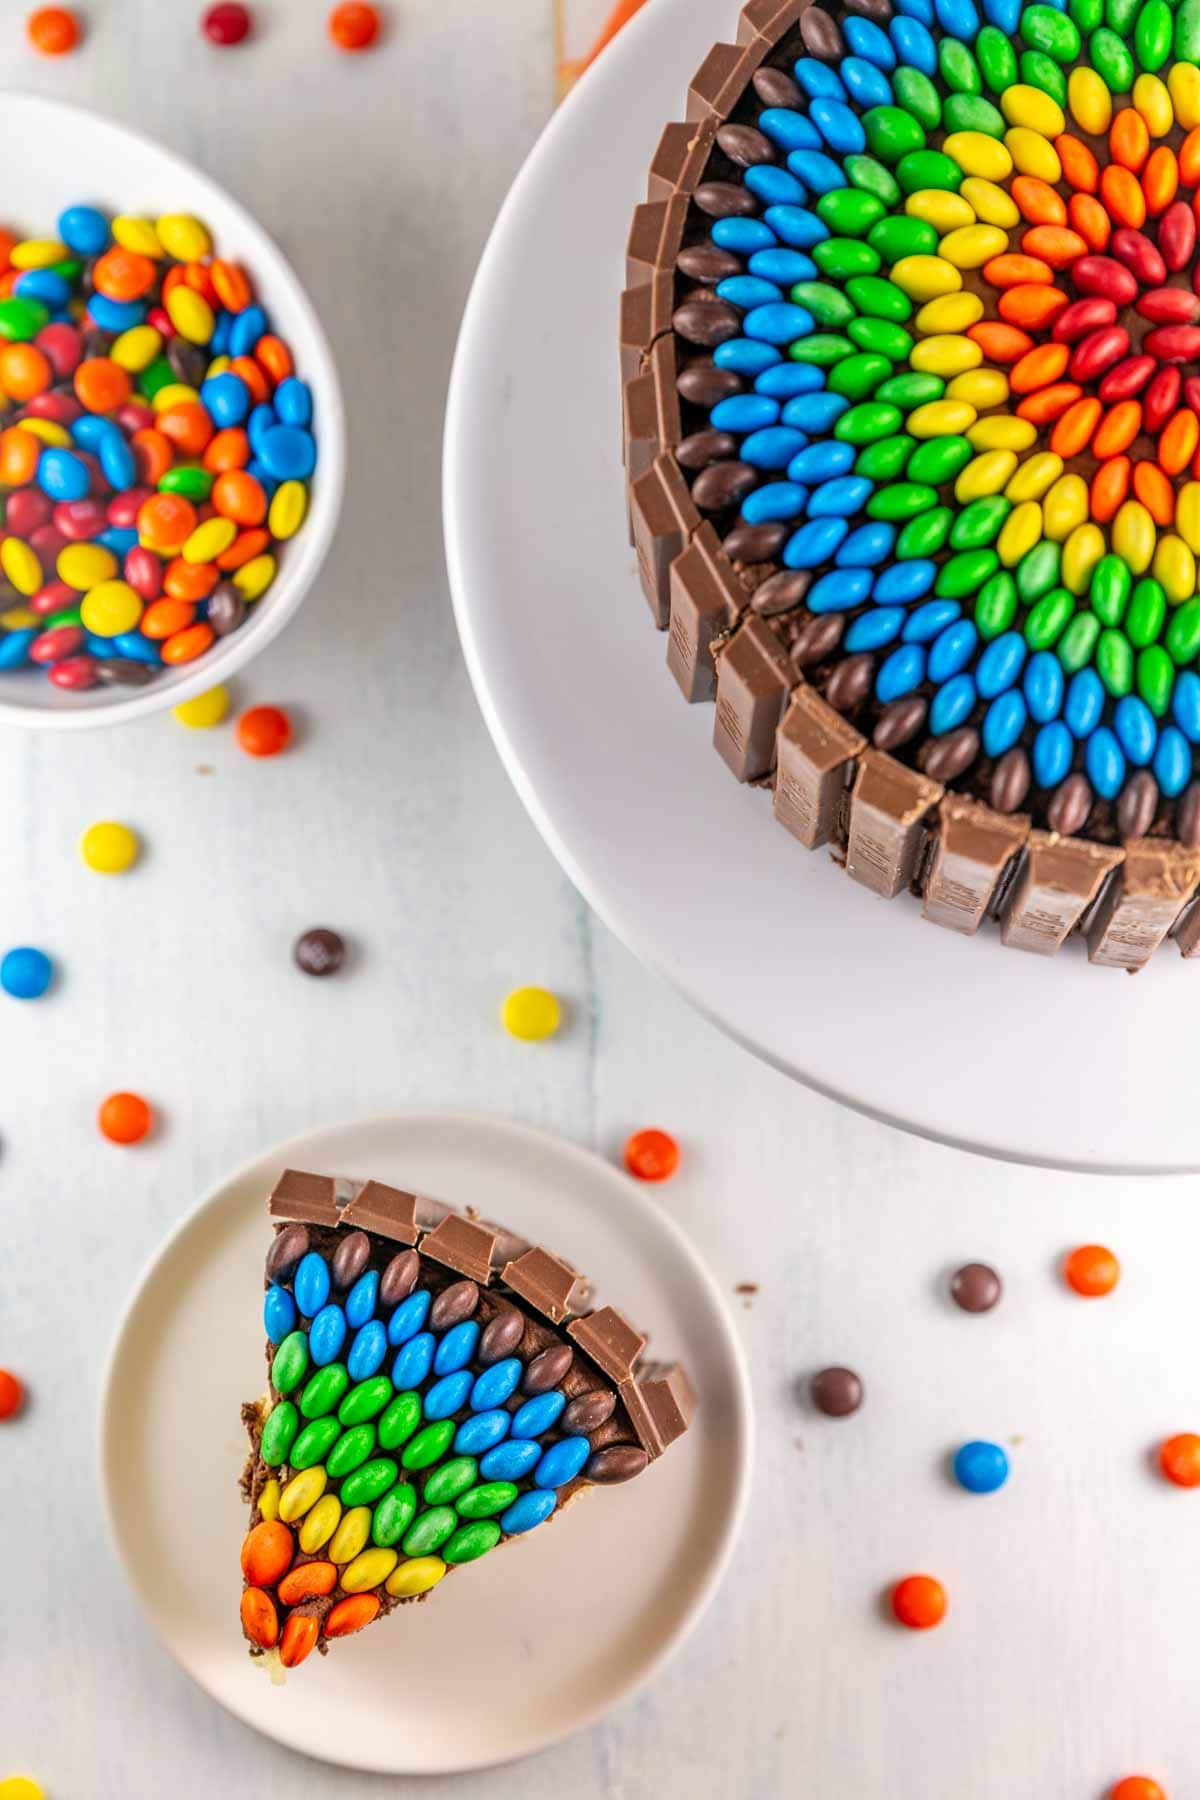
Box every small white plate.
[99,1111,752,1775]
[444,0,1200,1174]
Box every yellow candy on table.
[151,382,200,414]
[943,131,1012,182]
[1176,481,1200,554]
[386,1556,447,1599]
[57,543,118,591]
[112,214,163,256]
[1005,453,1064,504]
[16,417,70,448]
[1036,468,1085,530]
[1004,128,1061,183]
[958,177,1019,230]
[997,501,1043,567]
[10,238,66,269]
[1061,521,1106,595]
[966,415,1036,452]
[329,1505,371,1565]
[80,580,143,639]
[183,517,237,565]
[891,256,962,303]
[937,224,1008,270]
[1133,73,1172,138]
[341,1547,399,1593]
[278,1466,328,1523]
[110,325,163,373]
[909,397,977,438]
[1112,500,1155,575]
[914,292,983,335]
[269,479,308,541]
[1169,61,1200,131]
[905,189,975,234]
[946,368,1008,410]
[954,449,1017,502]
[173,685,230,730]
[80,820,140,875]
[502,985,561,1041]
[2,537,42,597]
[165,285,214,346]
[257,1478,282,1522]
[0,1780,46,1800]
[911,334,981,378]
[156,213,212,262]
[299,1493,342,1554]
[1152,534,1196,606]
[1000,84,1065,138]
[233,553,277,602]
[1069,66,1113,136]
[0,607,36,630]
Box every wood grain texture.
[2,3,1200,1796]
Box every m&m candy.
[1111,1781,1167,1800]
[26,5,78,52]
[1064,1243,1120,1297]
[202,2,252,43]
[98,1090,153,1144]
[237,704,291,756]
[173,684,229,728]
[953,1439,1009,1494]
[623,1128,679,1181]
[0,1370,25,1420]
[294,927,345,976]
[1158,1433,1200,1488]
[329,2,379,50]
[891,1573,946,1630]
[0,1780,46,1800]
[80,820,140,874]
[501,985,561,1041]
[0,946,52,999]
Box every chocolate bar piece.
[339,1179,420,1243]
[686,42,756,121]
[618,1362,697,1459]
[921,796,1031,937]
[502,1246,592,1323]
[267,1168,342,1228]
[626,196,689,289]
[666,520,744,696]
[999,833,1124,956]
[619,273,673,388]
[631,452,699,630]
[647,118,718,203]
[845,750,943,901]
[623,335,680,484]
[772,686,865,849]
[1085,839,1200,969]
[712,613,795,782]
[569,1306,648,1384]
[419,1211,499,1283]
[737,0,813,42]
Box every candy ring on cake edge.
[624,0,1200,968]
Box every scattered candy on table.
[294,927,345,976]
[1111,1779,1167,1800]
[236,703,291,756]
[80,819,139,874]
[173,683,228,727]
[623,1127,679,1181]
[201,2,252,45]
[1158,1432,1200,1487]
[950,1262,1002,1312]
[810,1366,863,1416]
[98,1089,153,1144]
[500,984,561,1041]
[26,5,78,54]
[0,1779,46,1800]
[891,1573,947,1630]
[0,203,316,694]
[1064,1242,1120,1297]
[0,1369,25,1420]
[0,945,52,999]
[953,1438,1009,1494]
[328,2,380,51]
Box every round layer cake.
[622,0,1200,966]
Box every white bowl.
[0,93,346,729]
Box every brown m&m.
[811,1366,863,1418]
[293,927,346,976]
[950,1263,1003,1314]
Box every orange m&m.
[0,1370,25,1420]
[1064,1243,1120,1297]
[891,1574,946,1630]
[98,1090,153,1145]
[624,1128,680,1182]
[1159,1434,1200,1488]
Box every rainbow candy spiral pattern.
[672,0,1200,839]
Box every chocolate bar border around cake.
[619,0,1200,968]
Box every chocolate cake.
[623,0,1200,966]
[239,1169,693,1671]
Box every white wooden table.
[3,4,1200,1795]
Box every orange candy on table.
[27,4,79,53]
[891,1574,946,1630]
[98,1090,153,1145]
[0,1369,25,1420]
[1111,1780,1167,1800]
[240,1519,294,1587]
[1110,107,1150,173]
[1158,1433,1200,1489]
[324,1593,380,1637]
[74,357,132,414]
[624,1128,679,1182]
[236,704,292,757]
[279,1612,320,1668]
[328,1,380,50]
[240,1585,279,1649]
[1063,1243,1120,1297]
[0,342,51,401]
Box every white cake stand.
[444,0,1200,1173]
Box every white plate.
[444,0,1200,1175]
[0,94,345,727]
[99,1111,752,1775]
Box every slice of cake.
[239,1169,694,1671]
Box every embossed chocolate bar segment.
[1172,894,1200,957]
[921,797,1031,937]
[569,1306,648,1384]
[999,833,1124,956]
[1085,840,1200,970]
[647,118,718,204]
[773,686,865,850]
[737,0,812,42]
[666,520,743,698]
[845,750,943,901]
[626,196,689,289]
[266,1167,341,1227]
[419,1212,499,1284]
[502,1246,592,1323]
[686,41,758,121]
[618,1362,697,1459]
[340,1179,420,1243]
[713,613,795,782]
[631,451,698,630]
[619,273,673,388]
[623,335,680,483]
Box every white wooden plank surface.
[2,3,1199,1796]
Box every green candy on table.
[788,333,853,366]
[812,238,879,280]
[867,481,937,522]
[862,105,927,166]
[1090,555,1131,628]
[1105,0,1139,34]
[942,94,1006,138]
[378,1389,423,1449]
[260,1399,299,1467]
[1137,646,1175,717]
[1126,578,1166,651]
[843,153,900,208]
[337,1373,393,1425]
[301,1364,351,1419]
[833,399,903,443]
[0,296,49,342]
[1134,0,1172,71]
[271,1329,308,1395]
[454,1482,519,1521]
[1019,51,1067,106]
[816,188,885,237]
[949,494,1010,550]
[827,352,893,400]
[846,273,912,321]
[975,25,1017,93]
[289,1415,341,1471]
[327,1421,377,1477]
[402,1505,458,1558]
[1090,26,1135,91]
[340,1455,400,1506]
[854,433,915,480]
[790,281,856,328]
[896,149,963,195]
[1056,611,1101,674]
[1175,0,1200,65]
[159,464,213,502]
[1069,0,1103,32]
[371,1481,418,1547]
[1167,597,1200,667]
[1016,539,1061,604]
[400,1418,456,1469]
[938,36,981,94]
[892,67,941,132]
[1097,629,1135,697]
[895,505,952,556]
[974,570,1019,639]
[875,371,943,408]
[849,315,915,361]
[443,1520,503,1565]
[867,214,936,263]
[422,1455,478,1505]
[907,435,972,485]
[1023,587,1075,651]
[935,548,998,599]
[1022,3,1082,60]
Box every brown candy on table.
[208,581,247,637]
[586,1444,650,1484]
[429,1278,480,1331]
[331,1230,371,1291]
[1117,771,1159,841]
[799,5,843,58]
[671,296,741,349]
[691,459,757,512]
[675,428,738,470]
[810,1366,863,1417]
[478,1306,526,1364]
[379,1249,421,1308]
[751,65,802,108]
[675,245,742,285]
[676,357,744,408]
[789,612,842,667]
[265,1222,309,1282]
[562,1389,618,1434]
[951,1262,1002,1313]
[167,336,207,387]
[716,122,775,167]
[1047,772,1093,838]
[872,695,926,752]
[694,180,758,219]
[293,928,345,976]
[823,652,874,714]
[749,567,810,618]
[990,747,1031,816]
[921,726,979,783]
[522,1343,574,1394]
[723,520,788,565]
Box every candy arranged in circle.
[98,1089,153,1144]
[891,1572,947,1628]
[655,0,1200,884]
[0,945,52,998]
[0,203,316,692]
[1064,1241,1120,1295]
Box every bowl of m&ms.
[0,93,345,727]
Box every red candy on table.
[328,1,379,49]
[98,1090,153,1145]
[236,704,291,757]
[1064,1243,1120,1297]
[1158,1433,1200,1488]
[202,2,251,43]
[0,1369,25,1420]
[624,1128,679,1182]
[26,4,79,53]
[891,1574,946,1630]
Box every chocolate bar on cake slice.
[239,1170,694,1672]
